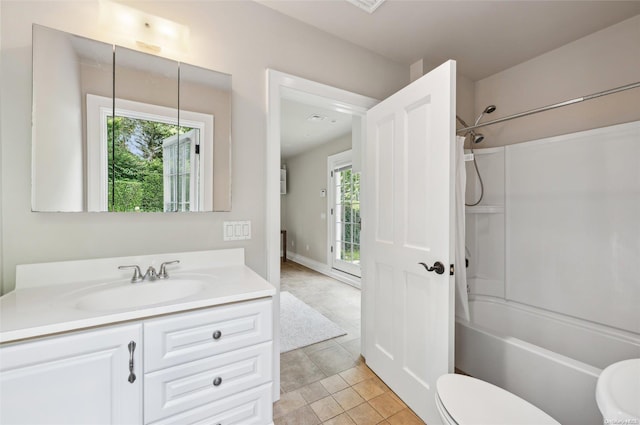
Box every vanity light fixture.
[344,0,386,14]
[99,0,189,56]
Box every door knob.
[419,261,445,275]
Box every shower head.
[474,104,497,126]
[472,133,485,144]
[484,105,496,114]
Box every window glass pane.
[343,203,353,223]
[352,202,360,224]
[354,221,361,245]
[340,242,352,261]
[343,223,353,244]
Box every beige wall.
[0,1,408,293]
[456,73,475,128]
[282,134,352,265]
[475,14,640,147]
[410,58,476,127]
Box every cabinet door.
[0,324,142,425]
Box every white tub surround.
[460,121,640,425]
[0,249,275,425]
[0,248,275,343]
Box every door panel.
[373,262,395,360]
[374,116,395,243]
[0,324,142,425]
[363,60,456,424]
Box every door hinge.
[330,170,334,178]
[195,144,200,155]
[330,246,333,253]
[330,208,333,215]
[450,264,455,276]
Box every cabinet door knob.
[213,376,223,386]
[212,330,222,340]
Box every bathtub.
[455,297,640,425]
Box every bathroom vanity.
[0,249,275,425]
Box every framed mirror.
[31,25,232,212]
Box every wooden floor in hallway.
[276,261,426,425]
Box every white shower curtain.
[455,136,470,321]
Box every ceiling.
[259,0,640,81]
[281,99,352,159]
[273,0,640,158]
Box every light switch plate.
[223,221,251,241]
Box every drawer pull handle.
[213,376,223,386]
[212,330,222,340]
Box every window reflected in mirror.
[105,116,201,212]
[31,25,231,212]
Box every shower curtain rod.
[456,81,640,134]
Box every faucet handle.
[119,265,143,283]
[158,260,180,279]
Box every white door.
[363,60,456,424]
[328,150,362,278]
[0,324,142,425]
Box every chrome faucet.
[143,266,160,281]
[119,260,180,284]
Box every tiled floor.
[276,261,426,425]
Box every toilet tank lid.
[436,374,560,425]
[596,358,640,421]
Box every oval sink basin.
[75,279,205,312]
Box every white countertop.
[0,250,275,344]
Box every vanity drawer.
[144,298,272,372]
[144,342,272,423]
[147,383,272,425]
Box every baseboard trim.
[287,253,361,289]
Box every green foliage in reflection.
[107,116,188,212]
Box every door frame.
[266,70,377,400]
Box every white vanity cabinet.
[0,323,143,425]
[0,298,274,425]
[143,298,274,424]
[0,249,276,424]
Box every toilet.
[596,358,640,424]
[435,374,560,425]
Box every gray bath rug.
[279,291,346,353]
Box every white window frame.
[86,94,214,212]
